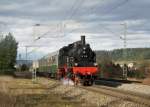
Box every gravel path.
[117,83,150,95]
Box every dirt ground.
[128,77,150,86]
[143,78,150,85]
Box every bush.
[127,69,145,79]
[21,64,29,71]
[98,62,123,79]
[127,70,135,78]
[135,70,145,79]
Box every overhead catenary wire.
[69,0,85,20]
[31,0,138,52]
[105,0,129,14]
[32,0,86,55]
[27,0,133,54]
[95,0,130,38]
[62,0,85,38]
[33,0,85,41]
[65,0,83,21]
[99,0,149,36]
[34,0,129,40]
[65,0,130,38]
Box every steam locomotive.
[36,36,98,85]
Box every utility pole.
[121,22,127,79]
[31,24,42,83]
[25,46,28,66]
[0,33,3,41]
[23,45,39,83]
[24,45,37,83]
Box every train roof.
[40,51,59,60]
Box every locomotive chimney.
[81,35,86,45]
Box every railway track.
[78,85,150,106]
[43,78,150,106]
[94,78,142,87]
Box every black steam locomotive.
[58,36,98,85]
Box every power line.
[33,0,84,41]
[63,0,85,37]
[67,0,85,21]
[32,0,131,45]
[65,0,130,37]
[64,0,80,20]
[95,0,130,38]
[105,0,129,14]
[91,0,130,15]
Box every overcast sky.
[0,0,150,60]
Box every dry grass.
[0,76,82,107]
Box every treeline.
[0,33,18,74]
[95,48,150,79]
[96,48,150,61]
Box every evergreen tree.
[0,33,18,73]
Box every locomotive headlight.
[94,63,98,66]
[75,63,78,66]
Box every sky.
[0,0,150,60]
